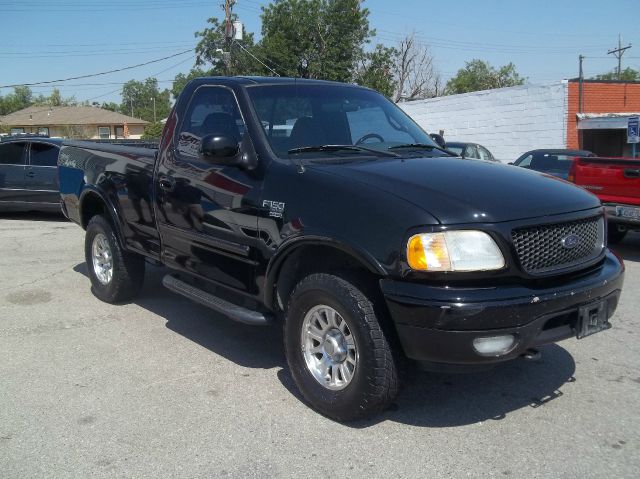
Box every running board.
[162,274,270,326]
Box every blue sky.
[1,0,637,104]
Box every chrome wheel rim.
[91,233,113,285]
[301,305,358,391]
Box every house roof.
[0,105,149,126]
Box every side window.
[177,87,245,159]
[517,154,533,167]
[464,145,480,159]
[30,143,59,167]
[0,142,27,165]
[477,146,491,161]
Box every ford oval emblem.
[561,234,580,249]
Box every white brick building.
[399,81,569,162]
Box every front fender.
[263,234,388,308]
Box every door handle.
[624,169,640,178]
[158,177,175,191]
[26,171,35,178]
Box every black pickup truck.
[59,76,624,421]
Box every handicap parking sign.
[628,116,640,143]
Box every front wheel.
[85,215,145,303]
[284,273,399,421]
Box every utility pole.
[130,99,134,117]
[607,34,632,79]
[578,54,584,113]
[223,0,236,76]
[152,97,156,123]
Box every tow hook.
[521,348,541,361]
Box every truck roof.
[191,75,368,89]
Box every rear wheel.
[285,273,399,421]
[85,215,145,303]
[608,224,628,245]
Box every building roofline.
[568,78,640,84]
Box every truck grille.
[511,216,604,274]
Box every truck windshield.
[246,84,437,160]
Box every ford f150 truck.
[58,77,624,421]
[568,156,640,244]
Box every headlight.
[407,230,505,272]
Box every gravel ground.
[1,212,639,478]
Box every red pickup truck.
[569,157,640,243]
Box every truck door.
[0,141,28,205]
[26,141,60,206]
[155,85,263,296]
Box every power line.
[233,42,280,76]
[0,49,193,88]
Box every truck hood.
[312,156,601,224]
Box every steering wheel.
[355,133,385,145]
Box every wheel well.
[273,244,383,312]
[80,193,107,229]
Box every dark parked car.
[512,149,595,180]
[59,77,624,421]
[445,141,498,162]
[0,136,61,212]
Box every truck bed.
[58,140,161,258]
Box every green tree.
[120,78,171,122]
[32,88,76,107]
[195,15,261,76]
[353,44,397,98]
[593,67,640,81]
[0,86,34,115]
[101,102,120,112]
[446,59,525,94]
[259,0,373,80]
[142,122,165,140]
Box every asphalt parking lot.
[1,213,639,478]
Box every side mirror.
[200,134,240,165]
[508,162,514,165]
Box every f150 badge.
[263,200,285,218]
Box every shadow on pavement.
[73,262,576,427]
[73,262,285,370]
[609,232,640,263]
[0,211,68,222]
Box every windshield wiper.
[288,144,398,157]
[388,143,455,156]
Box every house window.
[114,126,124,139]
[37,127,49,136]
[10,128,25,135]
[98,126,111,139]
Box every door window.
[477,146,492,161]
[177,87,245,159]
[517,154,533,167]
[0,142,27,165]
[464,145,480,159]
[30,143,59,167]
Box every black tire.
[85,215,145,303]
[608,225,628,245]
[284,273,399,421]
